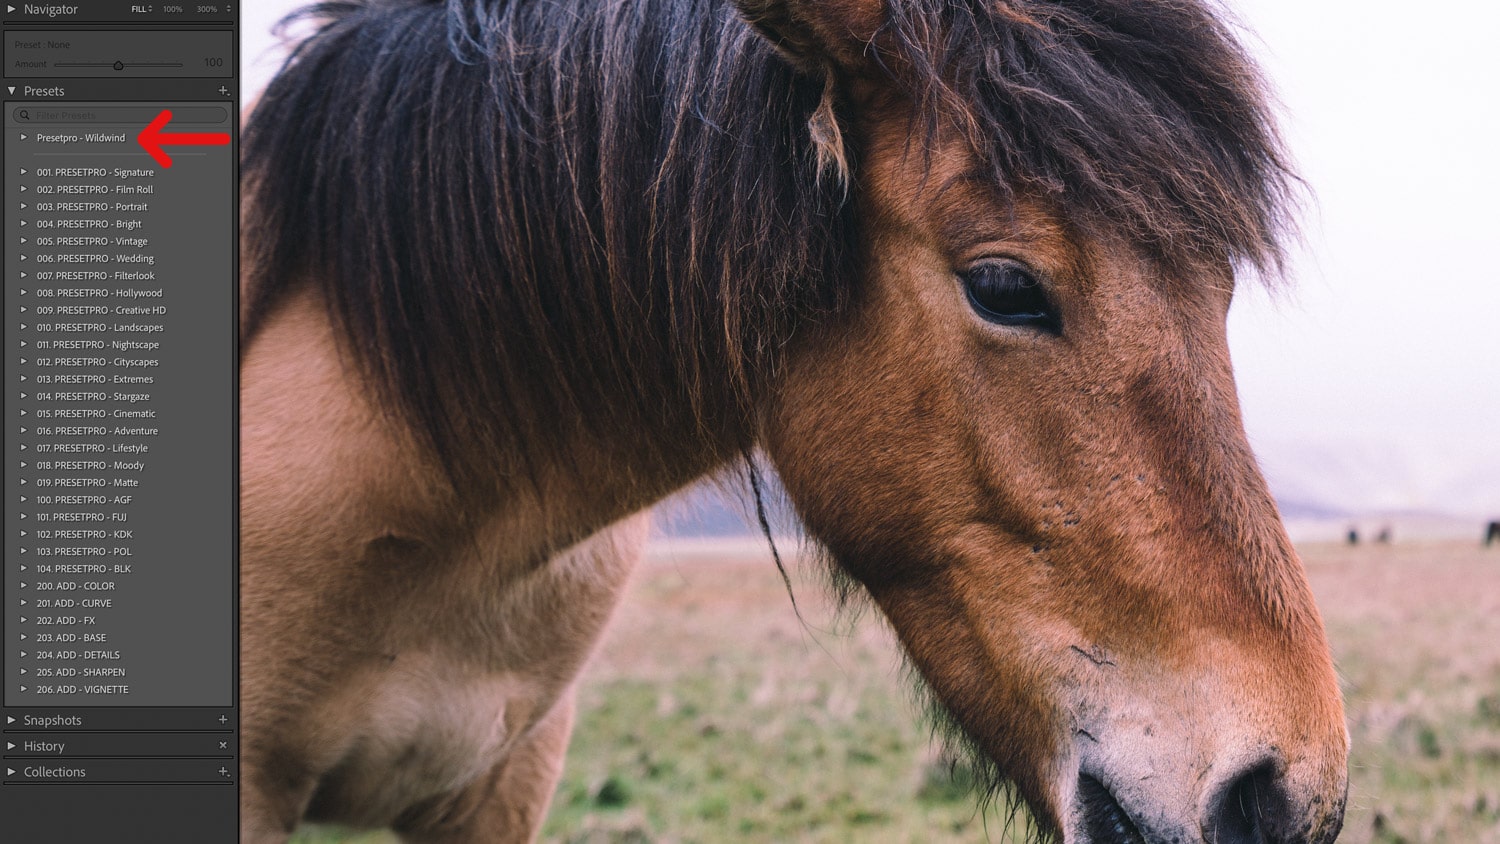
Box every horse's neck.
[240,282,741,567]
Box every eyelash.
[959,261,1060,333]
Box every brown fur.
[241,1,1347,842]
[764,114,1345,838]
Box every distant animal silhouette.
[1376,526,1392,544]
[1486,521,1500,547]
[1347,528,1360,545]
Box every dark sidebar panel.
[1,3,238,841]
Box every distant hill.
[1255,433,1500,525]
[655,485,759,538]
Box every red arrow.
[136,109,229,168]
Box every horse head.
[745,1,1349,841]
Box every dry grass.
[541,541,1030,843]
[1306,542,1500,844]
[288,540,1500,843]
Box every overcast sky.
[1224,0,1499,449]
[242,1,1500,510]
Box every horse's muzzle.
[1074,760,1344,844]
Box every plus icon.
[218,715,228,724]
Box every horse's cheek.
[763,324,969,572]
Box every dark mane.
[243,0,857,486]
[242,0,1294,485]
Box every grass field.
[290,540,1500,843]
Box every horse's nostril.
[1079,774,1147,844]
[1206,764,1277,844]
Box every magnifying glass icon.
[18,109,29,120]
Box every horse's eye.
[960,262,1060,332]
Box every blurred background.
[1219,0,1500,541]
[244,2,1500,842]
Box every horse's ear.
[734,0,883,73]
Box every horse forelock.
[871,0,1299,280]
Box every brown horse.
[240,0,1348,842]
